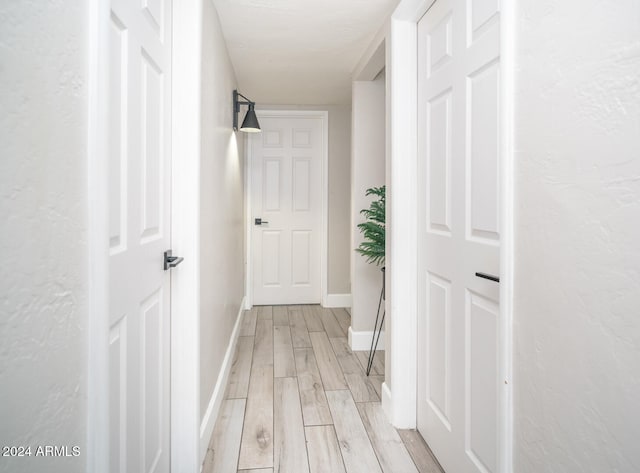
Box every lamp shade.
[240,104,261,132]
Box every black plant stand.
[366,267,385,376]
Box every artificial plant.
[356,185,385,266]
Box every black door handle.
[164,250,184,270]
[255,218,269,225]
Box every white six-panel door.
[250,114,325,305]
[417,0,502,472]
[108,0,171,471]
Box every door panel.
[108,0,172,472]
[262,230,282,286]
[427,89,452,235]
[108,15,127,255]
[251,115,324,305]
[417,0,502,472]
[291,230,312,285]
[263,158,282,211]
[467,60,500,243]
[292,158,311,211]
[467,291,499,473]
[426,272,451,429]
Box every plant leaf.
[356,185,385,266]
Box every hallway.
[202,305,443,473]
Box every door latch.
[164,250,184,270]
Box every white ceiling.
[212,0,399,105]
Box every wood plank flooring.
[227,336,254,399]
[305,425,346,473]
[274,377,309,472]
[238,317,274,469]
[204,305,444,473]
[398,430,445,473]
[326,389,383,473]
[294,347,332,426]
[357,403,419,473]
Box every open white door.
[417,0,503,472]
[108,1,172,471]
[249,112,326,305]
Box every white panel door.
[417,0,502,472]
[250,115,324,305]
[108,0,171,472]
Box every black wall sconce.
[233,89,261,133]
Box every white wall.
[513,1,640,471]
[352,24,398,409]
[0,2,88,472]
[199,0,245,433]
[255,104,352,296]
[327,106,352,295]
[350,76,386,334]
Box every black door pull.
[475,272,499,283]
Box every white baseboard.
[324,293,352,308]
[199,297,245,466]
[348,326,385,351]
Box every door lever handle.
[164,250,184,270]
[254,218,269,225]
[475,272,499,283]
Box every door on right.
[417,0,503,472]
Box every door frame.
[244,110,329,309]
[87,1,203,471]
[87,1,110,471]
[387,0,514,470]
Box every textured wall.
[513,1,640,471]
[199,0,246,419]
[256,103,353,295]
[0,2,88,472]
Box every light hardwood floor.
[203,305,444,473]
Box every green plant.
[356,185,385,266]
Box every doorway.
[106,0,173,472]
[246,111,329,306]
[90,0,203,471]
[414,0,511,472]
[382,0,513,469]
